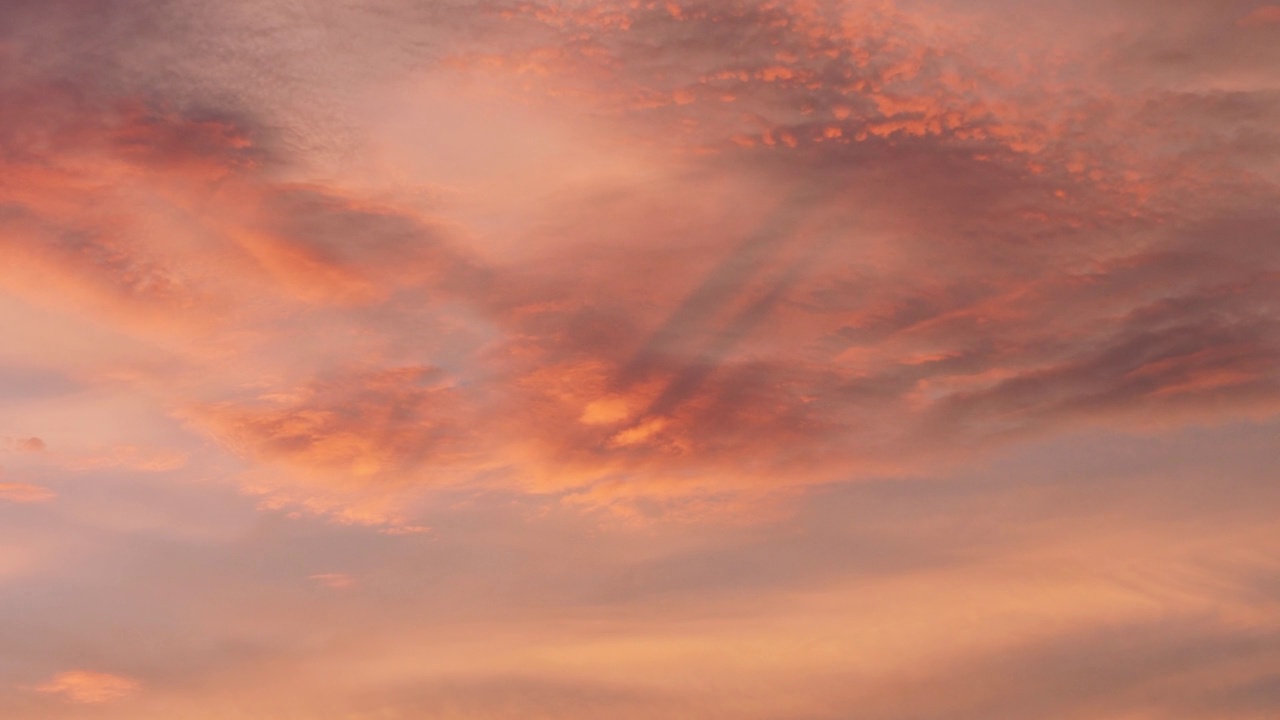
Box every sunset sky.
[2,0,1279,717]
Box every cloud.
[192,366,473,483]
[339,675,687,720]
[1239,5,1280,26]
[11,437,45,453]
[817,621,1280,720]
[220,184,483,306]
[309,572,357,590]
[0,482,55,503]
[0,2,1278,719]
[32,670,140,704]
[0,0,1275,527]
[183,365,488,526]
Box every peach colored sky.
[2,0,1279,718]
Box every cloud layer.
[1,0,1277,717]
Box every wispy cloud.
[0,482,55,504]
[32,671,140,704]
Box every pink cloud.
[14,437,45,452]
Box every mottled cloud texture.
[2,0,1278,718]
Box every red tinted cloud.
[193,365,473,483]
[2,0,1276,525]
[1239,4,1280,26]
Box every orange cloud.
[33,670,140,704]
[192,366,474,483]
[310,572,357,589]
[0,482,56,503]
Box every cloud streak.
[32,671,140,704]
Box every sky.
[1,0,1279,717]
